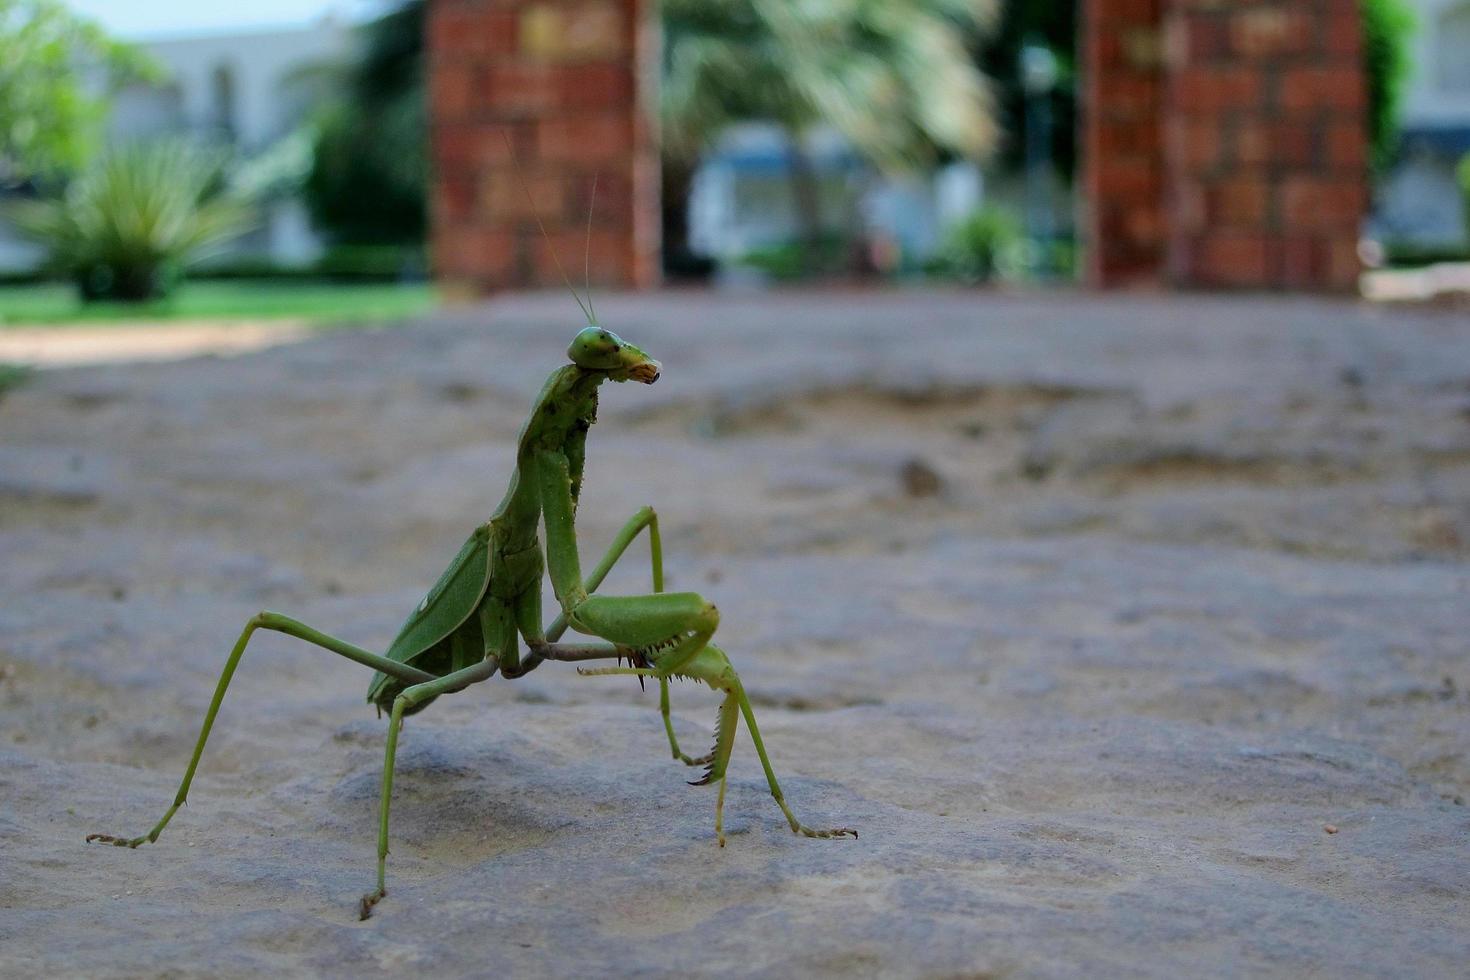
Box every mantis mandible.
[86,280,856,919]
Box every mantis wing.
[365,525,493,709]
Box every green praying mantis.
[86,276,856,919]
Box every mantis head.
[567,327,661,384]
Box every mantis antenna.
[585,174,598,325]
[499,130,594,326]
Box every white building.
[0,18,351,273]
[1373,0,1470,249]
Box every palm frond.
[662,0,999,171]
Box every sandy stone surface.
[1,290,1467,977]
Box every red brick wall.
[427,0,659,296]
[1083,0,1167,288]
[1084,0,1369,292]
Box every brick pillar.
[427,0,659,296]
[1083,0,1168,287]
[1165,0,1368,290]
[1083,0,1369,292]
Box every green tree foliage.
[976,1,1075,174]
[661,0,998,273]
[0,0,155,181]
[1360,0,1416,173]
[980,0,1406,179]
[662,0,999,171]
[304,0,426,246]
[9,140,252,301]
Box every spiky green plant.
[8,141,252,302]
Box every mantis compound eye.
[568,326,622,367]
[568,327,657,382]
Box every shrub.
[934,206,1022,283]
[735,234,852,281]
[1360,0,1416,173]
[8,140,252,302]
[1459,154,1470,249]
[304,1,426,247]
[1378,239,1468,268]
[191,244,427,282]
[0,363,31,397]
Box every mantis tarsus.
[86,310,856,918]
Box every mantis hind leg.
[86,612,435,851]
[359,656,499,920]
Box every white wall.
[1402,0,1470,129]
[119,23,352,266]
[111,22,351,151]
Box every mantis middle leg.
[86,612,436,850]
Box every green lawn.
[0,280,438,327]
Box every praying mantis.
[85,297,856,919]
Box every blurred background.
[0,0,1464,335]
[4,6,1470,970]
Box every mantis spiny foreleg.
[660,674,715,767]
[579,647,856,845]
[533,506,708,766]
[542,505,663,644]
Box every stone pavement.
[1,290,1467,977]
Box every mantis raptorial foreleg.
[543,505,664,643]
[571,593,720,668]
[533,507,708,766]
[578,651,857,845]
[86,612,437,850]
[360,656,501,920]
[660,674,715,767]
